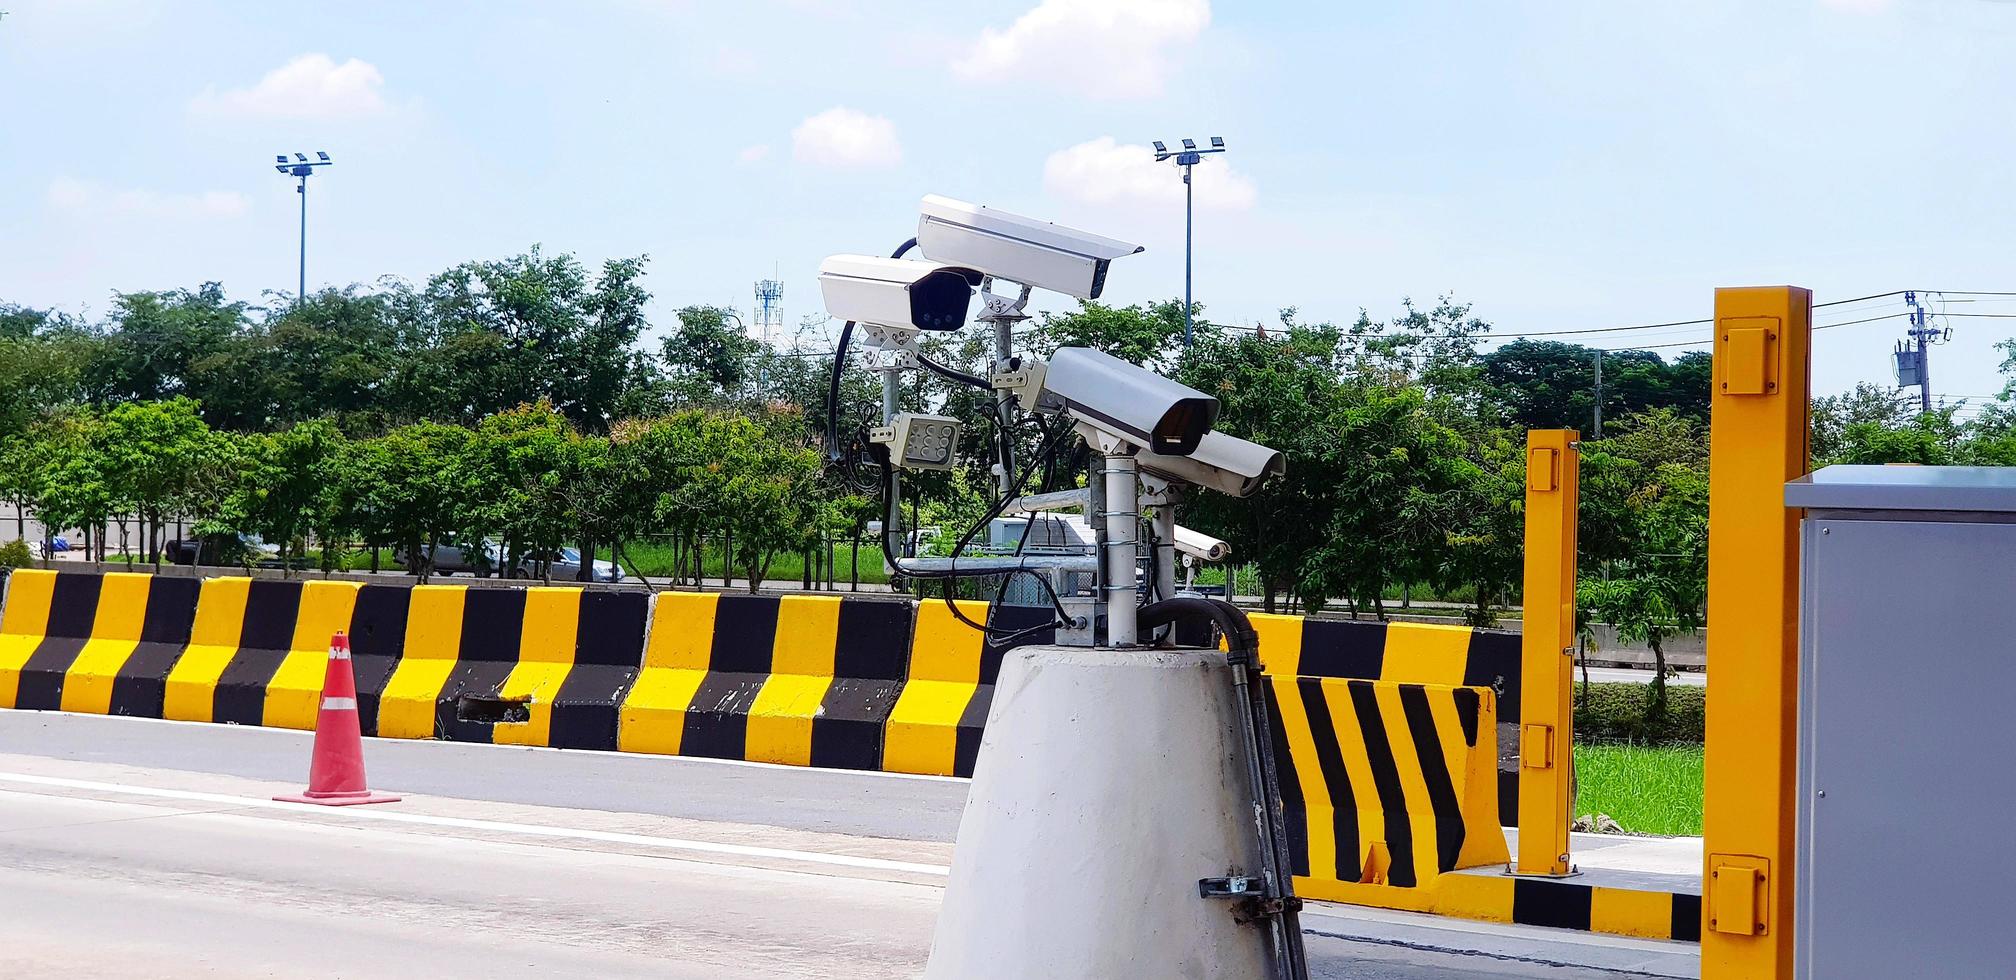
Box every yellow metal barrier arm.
[1702,286,1811,978]
[1516,429,1579,877]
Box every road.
[0,712,1699,979]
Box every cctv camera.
[916,195,1143,301]
[1173,525,1231,563]
[1138,430,1286,498]
[1042,347,1219,456]
[819,255,985,332]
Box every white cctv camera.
[1173,525,1231,563]
[1042,347,1219,456]
[916,195,1144,301]
[1138,430,1286,499]
[818,255,985,332]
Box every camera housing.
[818,255,985,331]
[1042,347,1219,456]
[915,195,1144,301]
[1137,430,1287,499]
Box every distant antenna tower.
[753,277,784,350]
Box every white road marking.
[0,771,953,877]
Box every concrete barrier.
[375,585,647,750]
[883,599,1054,777]
[1436,872,1702,941]
[617,592,916,769]
[161,578,362,730]
[1269,676,1508,906]
[0,570,199,717]
[1253,613,1523,823]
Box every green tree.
[1577,461,1708,716]
[96,398,235,567]
[340,423,473,582]
[224,420,345,575]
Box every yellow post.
[1515,429,1578,877]
[1701,286,1810,978]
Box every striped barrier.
[1269,676,1508,908]
[617,592,916,770]
[1437,872,1702,941]
[0,569,200,717]
[883,599,1053,777]
[1252,613,1522,823]
[163,578,362,730]
[377,585,647,750]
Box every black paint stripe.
[828,598,912,683]
[348,585,412,737]
[709,595,780,674]
[1299,677,1363,883]
[1398,684,1467,874]
[42,573,102,639]
[1453,688,1480,746]
[809,678,900,771]
[679,672,767,760]
[1512,878,1593,931]
[458,588,528,663]
[1462,628,1521,725]
[1670,892,1702,942]
[574,591,648,668]
[1265,681,1312,879]
[1347,680,1416,888]
[210,581,303,726]
[137,576,199,645]
[952,685,992,778]
[113,576,200,717]
[14,636,89,710]
[1297,619,1385,679]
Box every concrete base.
[924,645,1277,980]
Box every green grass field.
[612,541,891,585]
[1573,742,1704,836]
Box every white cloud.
[46,177,250,221]
[738,144,772,163]
[791,107,902,168]
[190,54,389,120]
[954,0,1210,100]
[1043,137,1256,211]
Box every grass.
[1573,742,1704,836]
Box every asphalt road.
[0,712,1699,979]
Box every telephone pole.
[1896,291,1945,413]
[1592,348,1604,439]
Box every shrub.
[0,539,31,570]
[1575,681,1704,745]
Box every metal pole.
[1100,450,1139,646]
[1593,349,1604,439]
[1183,162,1195,346]
[297,174,308,304]
[996,317,1016,498]
[882,372,902,560]
[1917,328,1932,414]
[1152,488,1178,646]
[1515,429,1579,877]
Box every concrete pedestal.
[924,645,1275,980]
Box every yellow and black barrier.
[376,585,648,750]
[617,592,916,770]
[883,599,1053,777]
[1252,613,1523,824]
[1437,873,1702,941]
[162,577,362,730]
[1269,675,1508,901]
[0,569,202,718]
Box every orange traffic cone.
[274,632,401,806]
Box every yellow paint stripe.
[1376,682,1440,886]
[1249,612,1305,676]
[618,592,721,756]
[377,586,466,739]
[0,569,57,709]
[1274,675,1338,885]
[1590,886,1676,939]
[882,600,987,775]
[1379,623,1473,685]
[162,577,251,723]
[1435,873,1517,923]
[495,588,580,746]
[59,573,152,715]
[1322,680,1384,877]
[745,595,842,767]
[263,581,363,731]
[1430,688,1509,869]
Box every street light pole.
[273,152,333,305]
[1153,137,1227,346]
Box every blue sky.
[5,0,2016,404]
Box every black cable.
[917,354,990,389]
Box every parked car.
[395,539,620,583]
[164,533,285,567]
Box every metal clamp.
[1198,876,1267,899]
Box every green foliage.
[1575,681,1705,745]
[0,538,31,569]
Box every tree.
[1576,461,1708,718]
[224,420,345,575]
[28,410,114,564]
[1031,299,1194,371]
[339,423,473,582]
[95,398,235,567]
[661,305,763,405]
[85,284,245,405]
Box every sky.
[4,0,2016,407]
